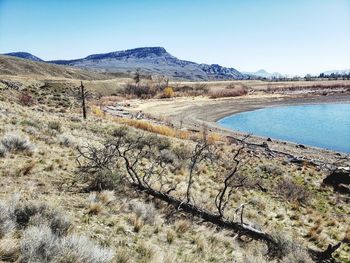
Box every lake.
[218,103,350,154]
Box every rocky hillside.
[4,47,245,81]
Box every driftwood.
[226,135,347,170]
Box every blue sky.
[0,0,349,75]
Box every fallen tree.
[77,126,342,262]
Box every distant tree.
[304,74,312,81]
[134,70,141,87]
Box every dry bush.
[135,241,154,262]
[0,202,16,238]
[161,87,174,98]
[91,106,105,117]
[57,235,114,263]
[20,225,59,263]
[21,227,114,263]
[115,119,177,137]
[276,178,310,203]
[130,201,156,225]
[80,168,123,192]
[0,197,113,263]
[343,228,350,243]
[0,237,19,262]
[88,202,103,215]
[173,84,209,97]
[259,163,284,176]
[175,220,190,236]
[166,229,176,244]
[87,191,115,215]
[48,121,61,132]
[209,86,248,99]
[98,190,116,205]
[1,133,35,154]
[18,92,35,106]
[124,84,158,98]
[0,144,6,157]
[57,133,75,147]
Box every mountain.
[321,69,350,76]
[0,55,111,80]
[49,47,245,81]
[243,69,285,79]
[4,52,44,62]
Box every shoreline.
[125,94,350,163]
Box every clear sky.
[0,0,349,76]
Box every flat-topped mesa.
[85,47,169,60]
[3,47,246,80]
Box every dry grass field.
[0,57,350,262]
[0,67,349,263]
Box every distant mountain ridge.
[4,47,245,81]
[5,52,43,62]
[243,69,286,79]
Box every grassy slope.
[0,76,349,262]
[0,55,112,80]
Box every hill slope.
[4,52,44,62]
[48,47,245,81]
[0,55,111,80]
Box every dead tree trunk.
[81,81,87,120]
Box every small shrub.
[0,237,19,262]
[1,133,35,154]
[0,144,6,157]
[131,216,144,233]
[58,235,114,263]
[259,163,284,176]
[57,133,75,147]
[24,126,38,135]
[98,190,116,205]
[175,220,190,236]
[130,201,156,225]
[161,87,174,98]
[18,92,35,106]
[343,228,350,243]
[0,197,113,263]
[135,242,154,262]
[48,121,61,132]
[166,229,176,244]
[20,225,59,263]
[83,169,123,192]
[0,203,16,238]
[88,202,103,215]
[276,178,310,203]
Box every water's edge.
[217,102,350,154]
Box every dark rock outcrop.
[323,167,350,194]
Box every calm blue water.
[218,103,350,154]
